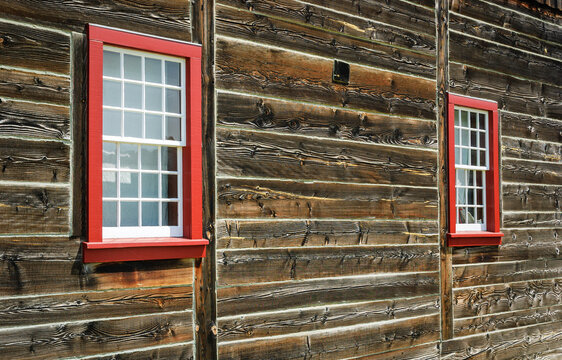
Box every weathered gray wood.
[354,341,439,359]
[0,236,78,260]
[217,245,439,285]
[0,0,191,41]
[0,68,69,104]
[503,184,560,212]
[219,334,309,360]
[218,179,438,220]
[501,113,562,143]
[218,295,438,342]
[216,220,439,249]
[502,159,562,185]
[216,128,437,186]
[503,211,561,228]
[503,137,562,162]
[0,138,69,183]
[0,98,70,139]
[217,272,439,316]
[0,20,70,74]
[215,38,436,120]
[90,343,194,360]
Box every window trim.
[447,93,503,247]
[83,24,207,262]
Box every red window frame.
[447,94,503,247]
[83,25,208,263]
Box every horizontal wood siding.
[445,1,562,358]
[214,0,439,358]
[0,3,197,360]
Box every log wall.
[0,2,198,359]
[443,1,562,358]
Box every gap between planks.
[452,276,562,291]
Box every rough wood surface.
[0,138,69,183]
[503,137,562,162]
[0,98,70,139]
[90,343,194,360]
[217,92,438,148]
[503,184,561,212]
[0,236,79,260]
[354,342,439,359]
[501,113,562,143]
[216,128,437,186]
[503,158,562,185]
[218,179,438,220]
[216,220,439,249]
[217,272,439,317]
[216,38,436,120]
[503,211,561,228]
[0,68,69,104]
[0,0,191,41]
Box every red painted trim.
[446,93,503,247]
[85,25,205,262]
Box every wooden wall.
[213,0,442,358]
[0,1,199,359]
[443,1,562,358]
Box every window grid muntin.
[101,46,185,238]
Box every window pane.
[142,202,159,226]
[471,149,478,166]
[162,202,178,226]
[476,171,483,187]
[166,89,181,114]
[456,169,466,186]
[124,112,142,138]
[145,58,162,83]
[479,113,486,130]
[141,145,158,170]
[477,208,484,224]
[142,173,159,198]
[103,142,117,168]
[162,174,178,198]
[468,170,475,186]
[479,150,487,167]
[120,143,138,169]
[457,187,466,205]
[120,172,138,198]
[103,171,117,197]
[479,132,486,150]
[454,109,460,126]
[461,110,468,127]
[103,201,117,227]
[470,112,477,128]
[467,207,475,223]
[458,207,467,224]
[145,86,162,111]
[103,51,120,78]
[124,54,142,80]
[468,188,474,205]
[477,188,483,205]
[166,116,181,141]
[471,131,477,148]
[162,147,178,171]
[120,201,139,226]
[165,61,181,86]
[103,109,121,136]
[461,148,469,165]
[145,114,163,140]
[124,83,142,109]
[455,148,460,164]
[103,80,121,107]
[461,129,469,148]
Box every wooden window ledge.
[447,232,503,247]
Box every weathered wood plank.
[217,92,437,148]
[0,0,191,42]
[486,0,562,24]
[216,128,437,186]
[0,258,194,296]
[216,5,436,78]
[501,113,562,144]
[453,278,562,318]
[307,314,440,359]
[216,220,439,249]
[0,20,69,74]
[217,245,439,285]
[503,137,562,162]
[0,185,69,234]
[454,259,562,288]
[219,334,309,360]
[218,295,438,342]
[450,31,562,85]
[217,272,439,316]
[0,286,193,328]
[503,211,561,228]
[90,343,194,360]
[0,98,70,139]
[0,312,193,359]
[354,341,439,359]
[454,303,562,337]
[216,38,436,120]
[218,179,438,220]
[503,159,562,185]
[503,184,560,212]
[0,236,78,260]
[0,68,69,104]
[0,138,69,183]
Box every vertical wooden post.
[436,0,453,341]
[192,0,218,359]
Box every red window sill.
[82,238,209,263]
[447,232,504,247]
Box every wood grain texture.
[0,312,193,360]
[215,38,436,120]
[0,185,69,234]
[502,158,562,185]
[217,92,437,148]
[90,343,194,360]
[215,5,436,79]
[354,341,439,359]
[503,184,561,212]
[501,113,562,143]
[0,98,70,139]
[218,179,438,220]
[0,138,69,182]
[216,128,437,186]
[218,295,439,342]
[0,236,79,260]
[0,68,69,104]
[503,211,561,228]
[217,272,439,316]
[0,20,69,74]
[0,286,193,328]
[0,0,191,41]
[503,136,562,162]
[216,220,439,249]
[217,245,439,285]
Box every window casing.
[447,94,503,247]
[83,25,207,263]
